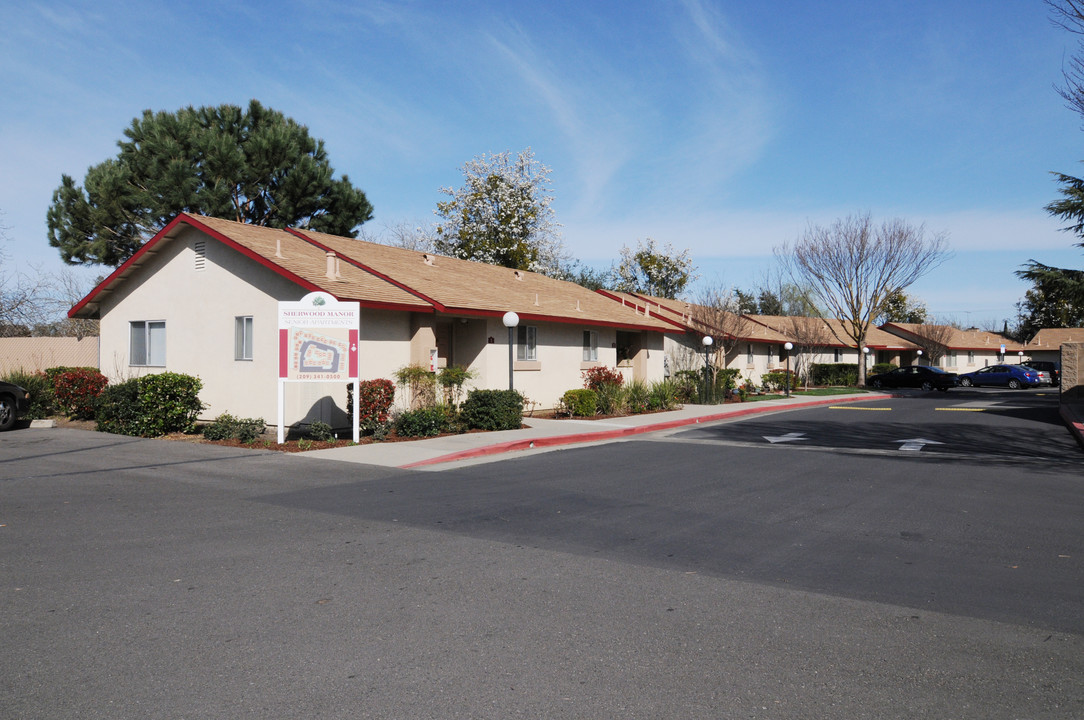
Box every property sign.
[277,292,360,443]
[278,293,359,381]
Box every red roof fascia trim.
[69,214,192,317]
[67,213,329,318]
[286,228,447,312]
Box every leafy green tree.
[613,238,697,299]
[1013,261,1084,338]
[47,100,373,266]
[433,148,566,275]
[876,288,928,325]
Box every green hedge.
[460,389,524,431]
[96,372,204,437]
[561,388,598,417]
[395,406,451,437]
[810,363,858,387]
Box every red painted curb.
[400,394,890,469]
[1059,402,1084,449]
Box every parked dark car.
[866,365,958,391]
[0,380,31,431]
[1025,360,1061,386]
[957,364,1041,389]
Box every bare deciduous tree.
[1047,0,1084,120]
[782,316,836,387]
[776,213,949,384]
[690,286,754,372]
[898,322,955,367]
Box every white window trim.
[582,330,598,362]
[130,320,166,367]
[517,325,537,361]
[235,316,254,361]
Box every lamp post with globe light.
[784,342,793,397]
[862,346,870,386]
[702,335,714,403]
[502,311,519,390]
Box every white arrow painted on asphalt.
[765,432,807,444]
[895,438,944,451]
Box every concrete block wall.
[1062,342,1082,401]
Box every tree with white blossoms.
[613,238,697,300]
[433,148,566,274]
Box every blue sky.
[2,0,1083,328]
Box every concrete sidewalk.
[299,392,888,470]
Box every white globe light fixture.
[502,311,520,390]
[701,335,713,403]
[1018,350,1024,365]
[783,341,794,396]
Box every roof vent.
[422,253,435,266]
[326,251,337,280]
[194,240,206,271]
[513,270,524,281]
[275,236,284,259]
[534,293,540,306]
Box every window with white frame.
[769,345,777,364]
[235,316,254,361]
[967,350,975,364]
[834,348,841,362]
[130,320,166,366]
[746,344,754,364]
[582,330,598,362]
[517,325,537,361]
[948,350,958,367]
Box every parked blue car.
[957,364,1042,389]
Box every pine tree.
[47,100,373,266]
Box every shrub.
[53,368,108,419]
[595,381,628,415]
[673,370,701,404]
[438,365,477,408]
[647,379,680,411]
[761,370,797,392]
[95,380,144,436]
[871,362,897,375]
[560,388,598,417]
[308,420,335,442]
[582,365,624,391]
[394,364,436,408]
[395,406,451,437]
[202,413,239,441]
[203,414,266,443]
[1,369,54,419]
[95,373,203,437]
[460,389,524,431]
[625,379,651,413]
[811,363,859,387]
[347,379,396,433]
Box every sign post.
[277,292,360,444]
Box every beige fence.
[0,337,99,374]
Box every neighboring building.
[69,214,672,428]
[745,315,922,376]
[597,292,793,384]
[1024,328,1084,362]
[880,323,1022,371]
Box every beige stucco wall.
[0,337,99,373]
[475,320,665,410]
[97,227,417,427]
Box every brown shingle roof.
[1026,327,1084,348]
[882,323,1021,352]
[601,291,793,342]
[291,229,673,330]
[72,214,674,332]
